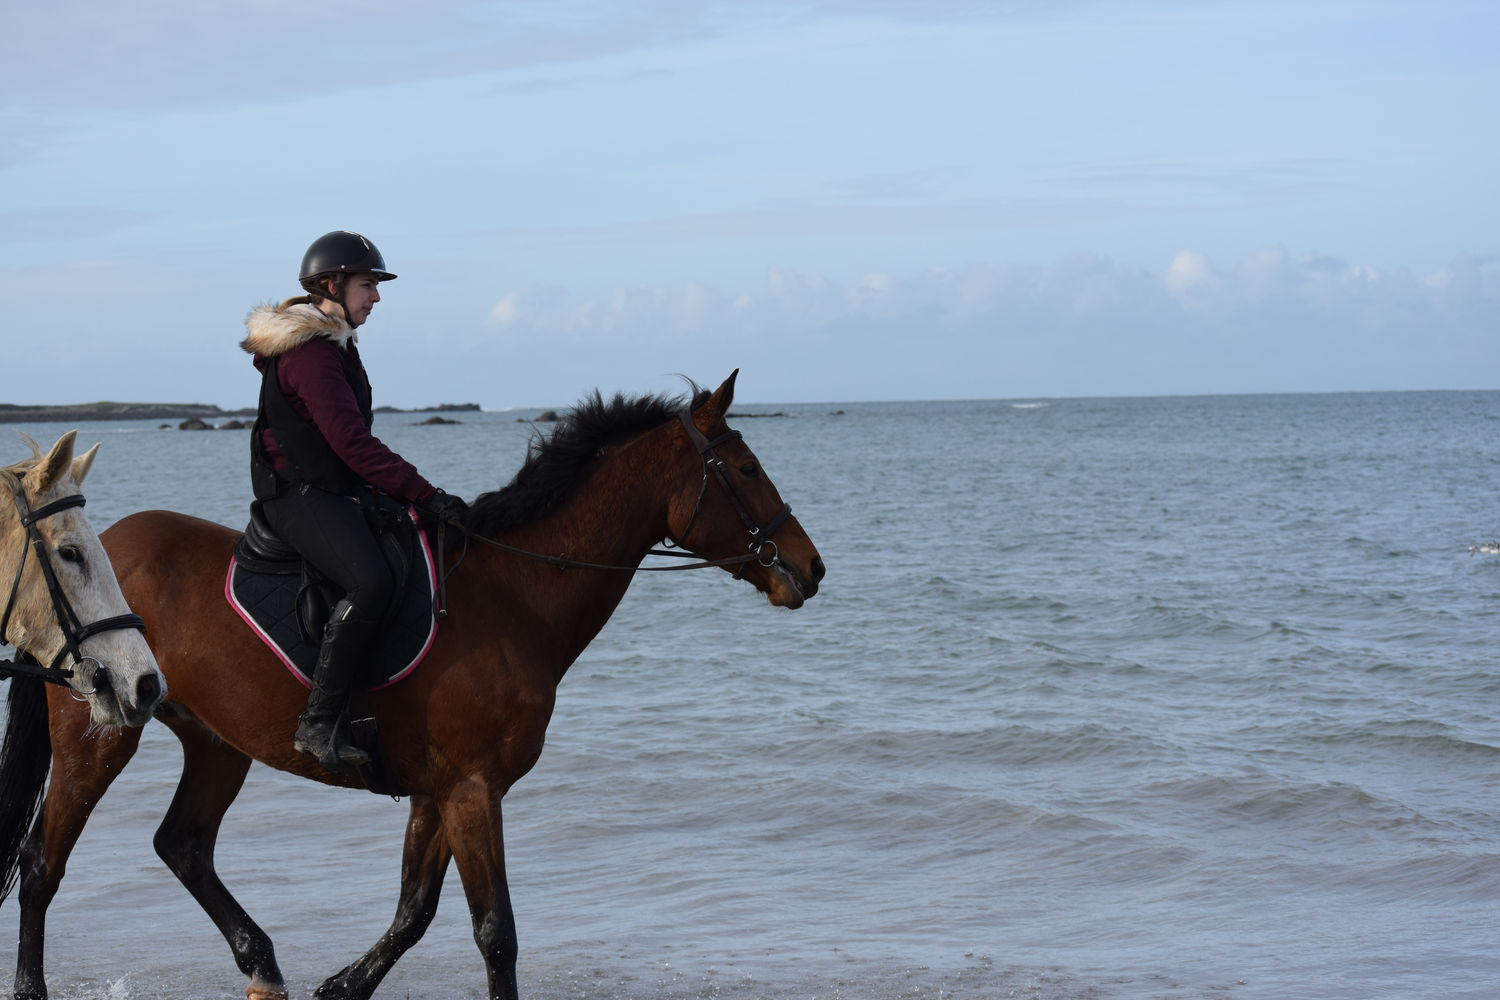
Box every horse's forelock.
[0,433,44,481]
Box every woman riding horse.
[242,231,469,771]
[5,370,823,1000]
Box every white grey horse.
[1,431,165,727]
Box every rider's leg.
[262,486,394,771]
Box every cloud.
[0,242,1489,409]
[1164,249,1221,302]
[0,0,1050,116]
[486,256,1129,341]
[1,1,665,113]
[490,292,521,327]
[479,249,1498,399]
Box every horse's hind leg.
[315,795,452,1000]
[153,714,287,1000]
[14,696,143,1000]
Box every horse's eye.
[739,463,760,479]
[58,545,85,566]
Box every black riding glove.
[423,489,469,530]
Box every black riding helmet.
[298,231,397,299]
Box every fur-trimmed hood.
[240,296,356,358]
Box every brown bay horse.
[4,372,824,1000]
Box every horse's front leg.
[315,795,453,1000]
[14,695,143,1000]
[440,781,519,1000]
[152,714,284,1000]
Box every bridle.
[665,409,792,576]
[448,408,793,577]
[0,470,147,692]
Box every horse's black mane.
[468,386,712,536]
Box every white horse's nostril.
[136,671,164,709]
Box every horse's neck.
[0,524,31,650]
[477,439,679,679]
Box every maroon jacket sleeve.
[277,339,435,503]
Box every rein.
[0,470,147,690]
[460,531,765,573]
[447,408,792,576]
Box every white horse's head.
[1,432,165,727]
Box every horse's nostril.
[137,672,162,708]
[810,556,826,583]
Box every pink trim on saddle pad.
[382,514,439,689]
[223,507,441,690]
[224,557,309,686]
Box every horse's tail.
[0,674,51,907]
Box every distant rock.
[0,401,249,424]
[415,415,461,426]
[219,419,249,430]
[376,402,482,414]
[178,417,212,431]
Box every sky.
[1,0,1495,408]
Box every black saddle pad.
[225,506,440,689]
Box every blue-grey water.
[2,390,1498,1000]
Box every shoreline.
[0,402,481,424]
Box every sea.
[1,390,1497,1000]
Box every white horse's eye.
[58,545,85,567]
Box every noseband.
[0,470,147,691]
[668,409,792,573]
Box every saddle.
[225,497,440,796]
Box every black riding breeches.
[261,485,395,624]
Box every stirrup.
[318,741,370,773]
[294,718,370,770]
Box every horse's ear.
[26,431,78,494]
[72,443,100,486]
[696,369,739,426]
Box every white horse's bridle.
[0,470,147,691]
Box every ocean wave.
[1304,720,1500,760]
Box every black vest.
[250,342,374,500]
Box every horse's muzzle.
[802,555,825,599]
[83,662,167,726]
[771,554,824,608]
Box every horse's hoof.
[246,980,290,1000]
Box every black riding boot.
[294,598,375,772]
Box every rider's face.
[339,274,382,327]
